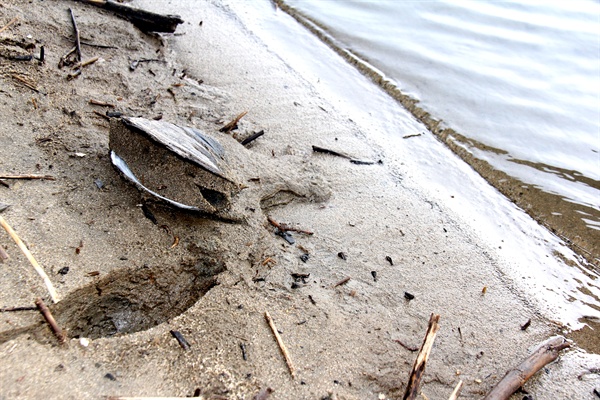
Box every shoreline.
[271,0,600,268]
[0,0,599,398]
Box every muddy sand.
[0,1,598,399]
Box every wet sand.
[0,0,599,399]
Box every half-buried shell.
[109,117,240,215]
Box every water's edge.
[274,0,600,267]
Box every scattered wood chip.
[0,216,59,303]
[264,311,295,379]
[220,111,248,133]
[35,297,66,345]
[403,313,441,400]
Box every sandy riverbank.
[0,0,598,399]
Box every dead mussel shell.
[109,117,240,215]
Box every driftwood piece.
[75,0,183,33]
[403,313,441,400]
[483,336,570,400]
[35,297,66,344]
[0,174,55,180]
[0,216,59,303]
[265,311,296,378]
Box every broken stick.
[267,216,313,235]
[35,297,66,345]
[264,311,295,378]
[483,336,570,400]
[74,0,184,33]
[403,313,441,400]
[69,8,82,62]
[0,216,59,303]
[0,17,18,33]
[0,174,55,180]
[448,380,463,400]
[220,111,248,133]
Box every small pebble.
[404,292,415,300]
[79,338,89,347]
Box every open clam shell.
[109,117,240,214]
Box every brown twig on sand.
[483,336,570,400]
[220,111,248,133]
[448,380,463,400]
[93,110,110,121]
[332,276,351,288]
[0,174,55,180]
[394,339,419,352]
[0,306,38,312]
[11,74,45,94]
[69,8,82,62]
[89,99,116,107]
[403,313,441,400]
[267,216,313,235]
[35,297,66,344]
[58,46,77,68]
[0,17,18,33]
[0,216,59,303]
[73,56,99,70]
[264,311,295,379]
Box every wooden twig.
[0,306,37,312]
[0,174,55,180]
[107,397,204,400]
[448,380,463,400]
[267,216,313,235]
[403,313,441,400]
[483,336,570,400]
[58,46,77,68]
[264,311,295,378]
[73,56,99,70]
[11,74,45,95]
[93,110,110,121]
[0,216,59,303]
[170,330,190,350]
[312,145,375,165]
[332,276,351,288]
[74,0,184,33]
[0,17,18,33]
[394,339,419,352]
[69,8,82,62]
[220,111,248,132]
[241,130,265,146]
[35,297,66,344]
[89,99,116,107]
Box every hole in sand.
[53,256,225,339]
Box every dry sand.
[0,1,598,399]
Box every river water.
[279,0,600,264]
